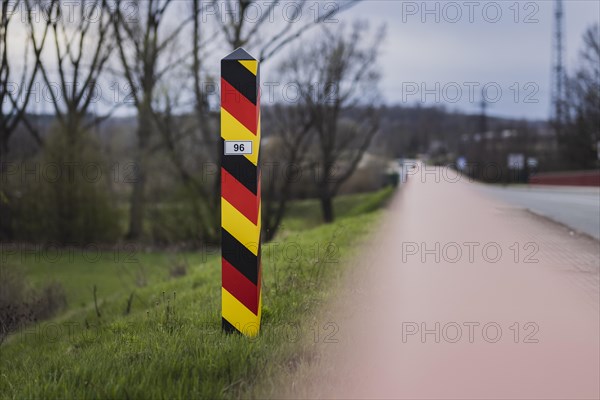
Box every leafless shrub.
[0,267,67,344]
[30,281,67,321]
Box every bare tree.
[561,23,600,169]
[210,0,358,60]
[154,0,360,242]
[34,0,114,143]
[149,81,221,242]
[112,1,362,242]
[282,22,384,222]
[24,0,118,244]
[1,0,52,241]
[0,0,53,156]
[111,0,193,240]
[211,0,358,206]
[261,101,313,241]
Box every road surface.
[281,169,600,399]
[477,184,600,239]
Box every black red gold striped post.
[221,48,261,336]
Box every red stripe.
[222,257,259,314]
[221,168,259,225]
[221,78,258,135]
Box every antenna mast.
[551,0,567,134]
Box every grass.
[281,187,394,231]
[1,249,195,309]
[0,188,394,399]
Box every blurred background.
[1,0,598,247]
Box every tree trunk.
[320,194,334,223]
[60,117,80,243]
[0,131,8,159]
[126,161,146,240]
[126,105,150,240]
[0,194,12,240]
[0,135,11,239]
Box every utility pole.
[479,88,488,136]
[551,0,566,135]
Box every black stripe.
[222,59,257,105]
[222,228,258,285]
[221,139,258,194]
[222,317,240,334]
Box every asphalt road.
[477,185,600,240]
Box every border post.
[220,48,261,337]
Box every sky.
[339,0,600,119]
[6,0,600,121]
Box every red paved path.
[288,169,600,399]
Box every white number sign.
[224,140,252,155]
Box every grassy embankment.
[0,187,393,399]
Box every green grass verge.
[1,250,194,309]
[280,187,394,231]
[0,188,393,399]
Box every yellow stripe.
[221,198,260,255]
[220,108,260,166]
[238,60,257,75]
[222,288,260,337]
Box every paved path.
[477,184,600,239]
[284,170,600,399]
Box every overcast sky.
[7,1,600,121]
[338,0,600,119]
